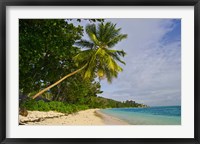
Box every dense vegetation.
[19,19,146,114]
[19,19,103,102]
[20,98,147,114]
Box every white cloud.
[100,19,181,106]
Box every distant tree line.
[84,97,148,108]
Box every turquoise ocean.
[100,106,181,125]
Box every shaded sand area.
[19,109,129,125]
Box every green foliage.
[18,19,144,113]
[20,99,89,114]
[67,19,104,23]
[19,19,83,95]
[75,22,127,83]
[85,97,147,109]
[19,19,103,101]
[20,97,146,114]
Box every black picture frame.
[0,0,200,144]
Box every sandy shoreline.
[95,110,128,125]
[20,109,129,125]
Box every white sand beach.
[19,109,129,125]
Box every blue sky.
[73,19,181,106]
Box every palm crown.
[74,22,127,82]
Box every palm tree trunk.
[32,65,86,99]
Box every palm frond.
[75,22,127,82]
[73,49,95,66]
[82,48,102,79]
[105,49,126,65]
[97,23,105,41]
[86,24,100,46]
[103,24,121,43]
[107,34,128,48]
[75,39,94,49]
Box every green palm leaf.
[75,22,127,83]
[75,39,94,49]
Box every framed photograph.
[0,0,199,144]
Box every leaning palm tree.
[32,22,127,99]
